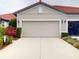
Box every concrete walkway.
[0,38,79,59]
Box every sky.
[0,0,79,14]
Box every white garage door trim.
[22,19,60,21]
[20,19,61,38]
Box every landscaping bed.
[0,36,13,50]
[61,32,79,49]
[0,19,21,50]
[0,25,13,49]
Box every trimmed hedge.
[16,28,21,38]
[61,32,69,38]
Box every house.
[14,1,79,38]
[0,13,16,27]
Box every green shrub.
[0,39,3,48]
[6,36,12,45]
[73,42,79,49]
[0,24,4,35]
[16,28,21,38]
[61,32,69,38]
[9,19,16,27]
[0,34,3,39]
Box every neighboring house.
[0,14,16,27]
[14,1,79,38]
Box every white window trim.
[66,19,79,33]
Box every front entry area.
[22,21,59,38]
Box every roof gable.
[14,1,59,14]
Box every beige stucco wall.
[67,15,79,19]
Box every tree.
[9,19,16,27]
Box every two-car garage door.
[22,21,59,37]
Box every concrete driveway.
[0,38,79,59]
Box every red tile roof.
[0,13,16,21]
[53,5,79,14]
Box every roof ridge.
[39,0,41,2]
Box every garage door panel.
[22,21,59,37]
